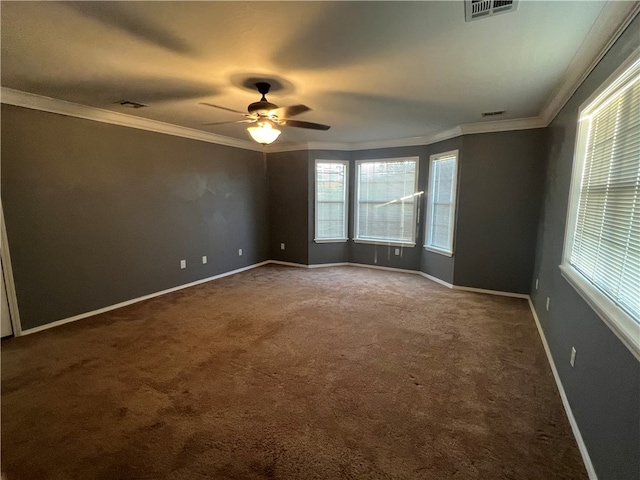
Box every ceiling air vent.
[118,100,147,109]
[481,110,505,117]
[465,0,518,22]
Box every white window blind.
[355,158,419,245]
[571,70,640,321]
[425,151,458,255]
[315,160,348,241]
[562,53,640,358]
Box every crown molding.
[265,118,551,153]
[459,116,547,135]
[347,126,465,152]
[0,87,547,154]
[0,87,548,155]
[263,142,316,153]
[540,1,640,126]
[0,88,264,152]
[264,128,464,153]
[0,84,596,155]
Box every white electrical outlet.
[535,278,539,290]
[238,249,243,256]
[546,297,550,311]
[394,248,400,256]
[280,243,285,250]
[202,256,207,264]
[180,260,186,269]
[570,347,577,367]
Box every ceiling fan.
[200,82,330,144]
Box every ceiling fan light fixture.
[202,81,328,142]
[247,121,281,145]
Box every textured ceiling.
[0,1,637,145]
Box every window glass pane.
[434,159,455,203]
[315,161,348,240]
[426,152,458,254]
[356,159,418,243]
[431,204,452,249]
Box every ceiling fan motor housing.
[248,100,279,115]
[248,82,279,115]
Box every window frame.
[424,150,459,257]
[354,157,420,247]
[314,159,349,243]
[560,48,640,360]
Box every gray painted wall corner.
[454,129,547,294]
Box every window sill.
[353,239,416,247]
[424,246,453,257]
[314,239,348,244]
[559,263,640,361]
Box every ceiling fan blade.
[200,102,246,115]
[281,119,330,131]
[271,104,311,118]
[203,119,255,126]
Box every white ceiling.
[1,1,638,146]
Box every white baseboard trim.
[17,258,533,337]
[418,271,454,289]
[19,261,271,336]
[269,260,531,297]
[307,262,350,269]
[453,285,529,299]
[268,260,310,268]
[527,297,597,480]
[269,260,420,276]
[344,262,420,275]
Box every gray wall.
[1,104,269,330]
[530,15,640,480]
[455,130,547,293]
[267,150,309,264]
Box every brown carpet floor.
[1,265,586,479]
